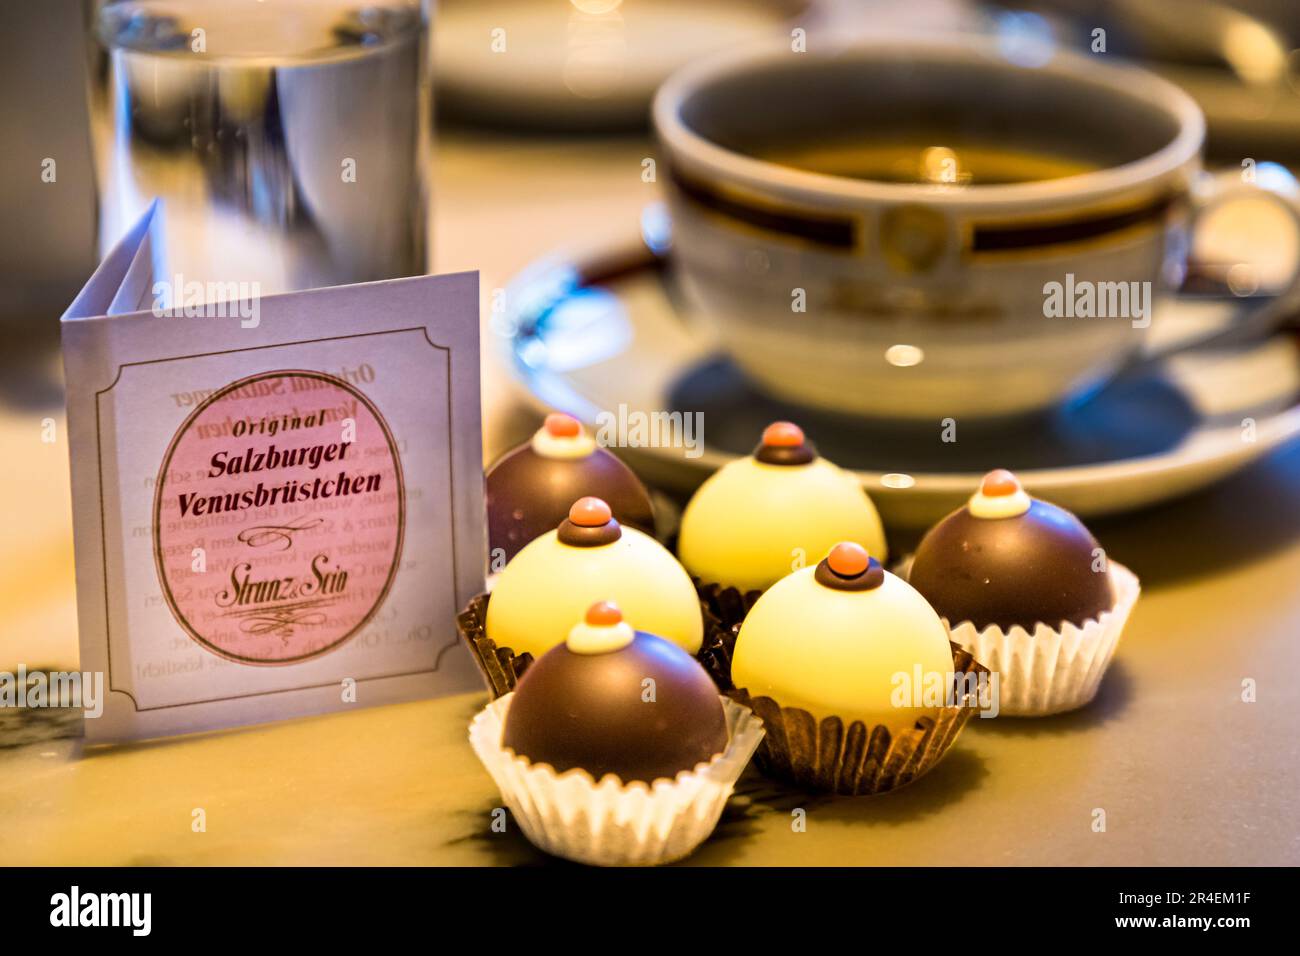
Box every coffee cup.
[653,37,1300,420]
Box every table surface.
[2,129,1299,866]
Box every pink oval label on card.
[153,370,405,664]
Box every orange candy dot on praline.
[585,601,623,627]
[827,541,870,578]
[544,412,581,438]
[762,421,805,447]
[980,468,1020,497]
[568,496,612,527]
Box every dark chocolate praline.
[909,499,1114,631]
[486,444,654,563]
[503,631,728,783]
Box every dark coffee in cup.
[751,138,1099,186]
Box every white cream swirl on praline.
[968,486,1032,519]
[530,425,597,460]
[566,619,635,654]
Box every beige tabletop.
[1,129,1298,866]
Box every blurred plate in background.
[995,0,1300,163]
[435,0,816,130]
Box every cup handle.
[1160,165,1300,356]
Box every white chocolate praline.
[530,425,597,460]
[967,486,1032,519]
[566,619,635,654]
[486,527,703,658]
[731,566,953,735]
[678,457,888,593]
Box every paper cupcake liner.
[729,643,987,796]
[693,579,764,691]
[459,590,732,700]
[457,593,534,698]
[942,562,1140,717]
[469,694,765,866]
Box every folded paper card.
[62,202,486,741]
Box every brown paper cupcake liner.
[458,590,730,700]
[693,578,764,691]
[728,643,988,796]
[457,592,534,699]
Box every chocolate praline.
[730,541,953,733]
[486,417,654,563]
[503,630,727,784]
[486,497,704,658]
[909,498,1114,631]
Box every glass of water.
[88,0,430,296]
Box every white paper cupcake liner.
[468,694,764,866]
[941,562,1140,716]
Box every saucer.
[495,217,1300,526]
